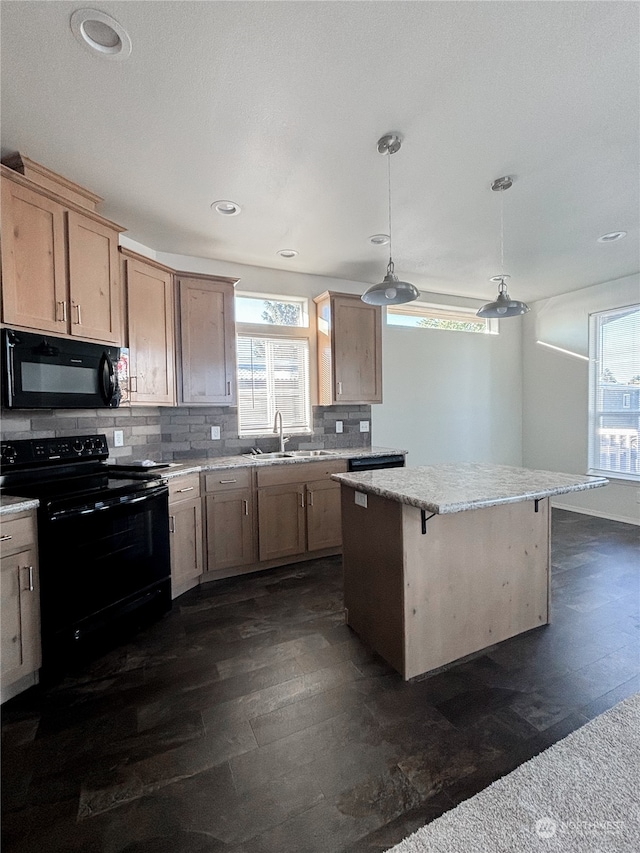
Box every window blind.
[237,336,311,435]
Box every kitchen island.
[333,463,608,680]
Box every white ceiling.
[1,1,638,303]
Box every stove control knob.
[1,445,17,464]
[72,439,85,454]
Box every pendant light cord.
[387,151,394,275]
[500,188,505,277]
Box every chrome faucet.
[273,410,289,453]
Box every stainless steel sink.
[242,450,334,460]
[242,451,293,460]
[286,450,334,457]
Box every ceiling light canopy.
[362,134,420,307]
[276,249,298,258]
[70,9,131,60]
[476,176,529,319]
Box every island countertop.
[333,462,608,514]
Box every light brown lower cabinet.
[306,478,343,551]
[203,468,256,577]
[256,461,347,563]
[168,474,203,598]
[1,510,41,702]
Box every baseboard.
[551,501,639,526]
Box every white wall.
[374,294,523,467]
[522,273,640,525]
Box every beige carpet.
[388,692,640,852]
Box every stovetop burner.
[0,434,165,508]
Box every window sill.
[587,469,640,485]
[239,431,313,440]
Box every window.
[235,294,312,436]
[386,301,498,334]
[588,304,640,480]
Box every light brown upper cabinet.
[314,291,382,405]
[121,250,176,406]
[1,159,124,344]
[175,273,239,405]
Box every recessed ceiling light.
[369,234,390,246]
[70,9,132,60]
[276,249,298,259]
[597,231,627,243]
[211,201,241,216]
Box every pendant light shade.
[477,276,529,318]
[477,176,529,319]
[362,134,419,306]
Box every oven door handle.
[49,485,168,521]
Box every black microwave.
[2,328,122,409]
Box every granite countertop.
[158,446,406,478]
[333,462,609,514]
[0,495,40,516]
[0,447,407,515]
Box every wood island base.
[340,488,550,680]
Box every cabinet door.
[169,498,203,590]
[126,258,176,405]
[1,178,67,333]
[178,276,237,405]
[257,484,306,561]
[306,478,342,551]
[333,296,382,403]
[205,489,254,571]
[1,547,41,689]
[67,211,121,343]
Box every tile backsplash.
[0,405,372,461]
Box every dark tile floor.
[2,509,639,853]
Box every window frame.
[235,292,315,438]
[386,300,499,335]
[587,303,640,483]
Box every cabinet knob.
[130,376,138,393]
[169,515,176,534]
[73,303,82,325]
[337,381,343,395]
[219,479,237,484]
[227,381,231,396]
[243,499,249,516]
[177,486,194,493]
[307,489,314,506]
[0,534,13,542]
[56,301,67,322]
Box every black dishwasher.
[348,453,405,472]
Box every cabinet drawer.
[168,474,201,503]
[204,468,252,493]
[0,513,37,557]
[256,460,347,487]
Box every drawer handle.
[300,492,305,509]
[169,515,176,534]
[73,303,82,325]
[219,479,237,484]
[337,381,343,395]
[57,301,67,322]
[0,534,13,542]
[177,486,194,493]
[243,499,249,516]
[227,381,231,396]
[307,489,314,507]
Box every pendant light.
[477,176,529,318]
[361,134,420,306]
